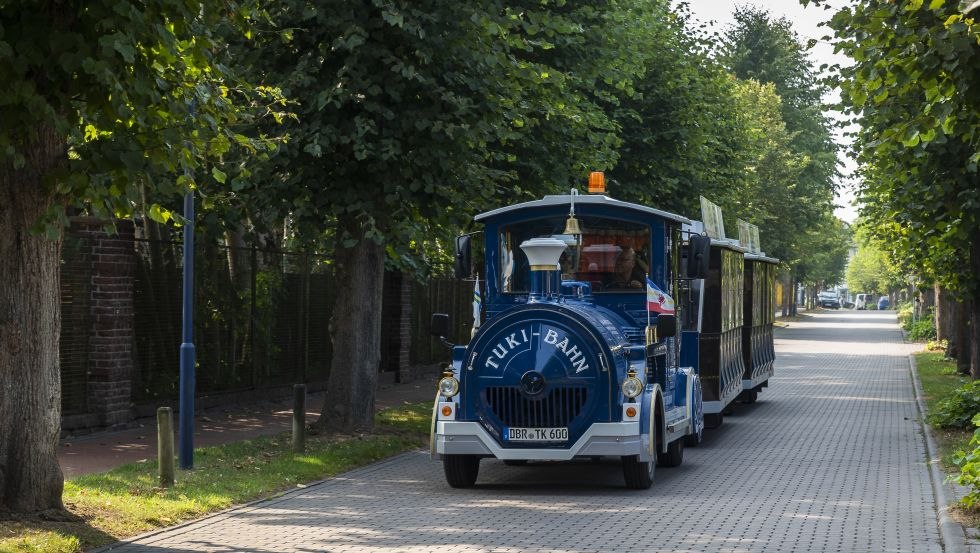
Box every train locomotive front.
[431,188,705,490]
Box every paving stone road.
[104,310,941,553]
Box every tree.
[231,1,652,432]
[797,214,852,292]
[607,4,750,216]
[717,7,842,312]
[0,1,278,516]
[821,0,980,374]
[846,226,905,297]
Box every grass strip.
[0,401,431,553]
[914,351,974,471]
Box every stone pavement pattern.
[104,311,941,552]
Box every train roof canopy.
[744,253,779,264]
[474,192,690,225]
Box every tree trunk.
[781,271,790,317]
[970,234,980,380]
[956,297,971,376]
[0,124,67,516]
[317,215,385,432]
[935,285,957,354]
[790,271,798,317]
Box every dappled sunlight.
[776,343,913,357]
[811,395,912,403]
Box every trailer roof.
[474,193,690,225]
[744,253,780,264]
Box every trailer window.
[500,217,650,294]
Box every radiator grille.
[484,386,588,428]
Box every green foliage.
[953,414,980,508]
[714,6,842,280]
[0,0,285,226]
[795,214,852,289]
[227,0,653,276]
[846,224,906,295]
[898,303,937,341]
[908,318,938,341]
[928,381,980,429]
[821,0,980,298]
[897,302,913,327]
[608,5,749,216]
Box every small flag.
[471,276,481,337]
[646,277,675,314]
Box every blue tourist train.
[429,175,774,489]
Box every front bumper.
[433,420,652,462]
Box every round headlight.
[438,376,460,398]
[622,376,643,399]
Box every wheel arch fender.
[643,385,667,455]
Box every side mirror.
[430,313,451,339]
[454,235,472,280]
[686,234,710,279]
[656,314,677,338]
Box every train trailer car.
[740,252,778,403]
[429,180,707,490]
[680,235,746,428]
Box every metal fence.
[59,233,476,417]
[130,239,335,401]
[410,279,477,367]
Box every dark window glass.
[500,217,650,294]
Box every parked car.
[855,293,871,310]
[877,296,890,310]
[817,291,841,309]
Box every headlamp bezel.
[621,376,644,399]
[438,376,460,398]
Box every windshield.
[499,216,651,294]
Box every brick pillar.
[72,217,136,428]
[396,274,414,383]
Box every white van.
[855,293,870,310]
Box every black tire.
[443,455,480,488]
[684,423,704,447]
[741,389,758,404]
[704,412,723,429]
[502,459,527,467]
[657,438,684,467]
[621,454,655,489]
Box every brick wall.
[71,217,136,429]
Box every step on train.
[429,174,778,489]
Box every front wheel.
[443,455,480,488]
[622,454,655,489]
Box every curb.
[909,352,968,553]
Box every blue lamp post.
[179,107,197,470]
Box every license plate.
[506,427,568,442]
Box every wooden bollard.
[157,407,175,487]
[293,384,306,453]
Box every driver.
[606,247,645,290]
